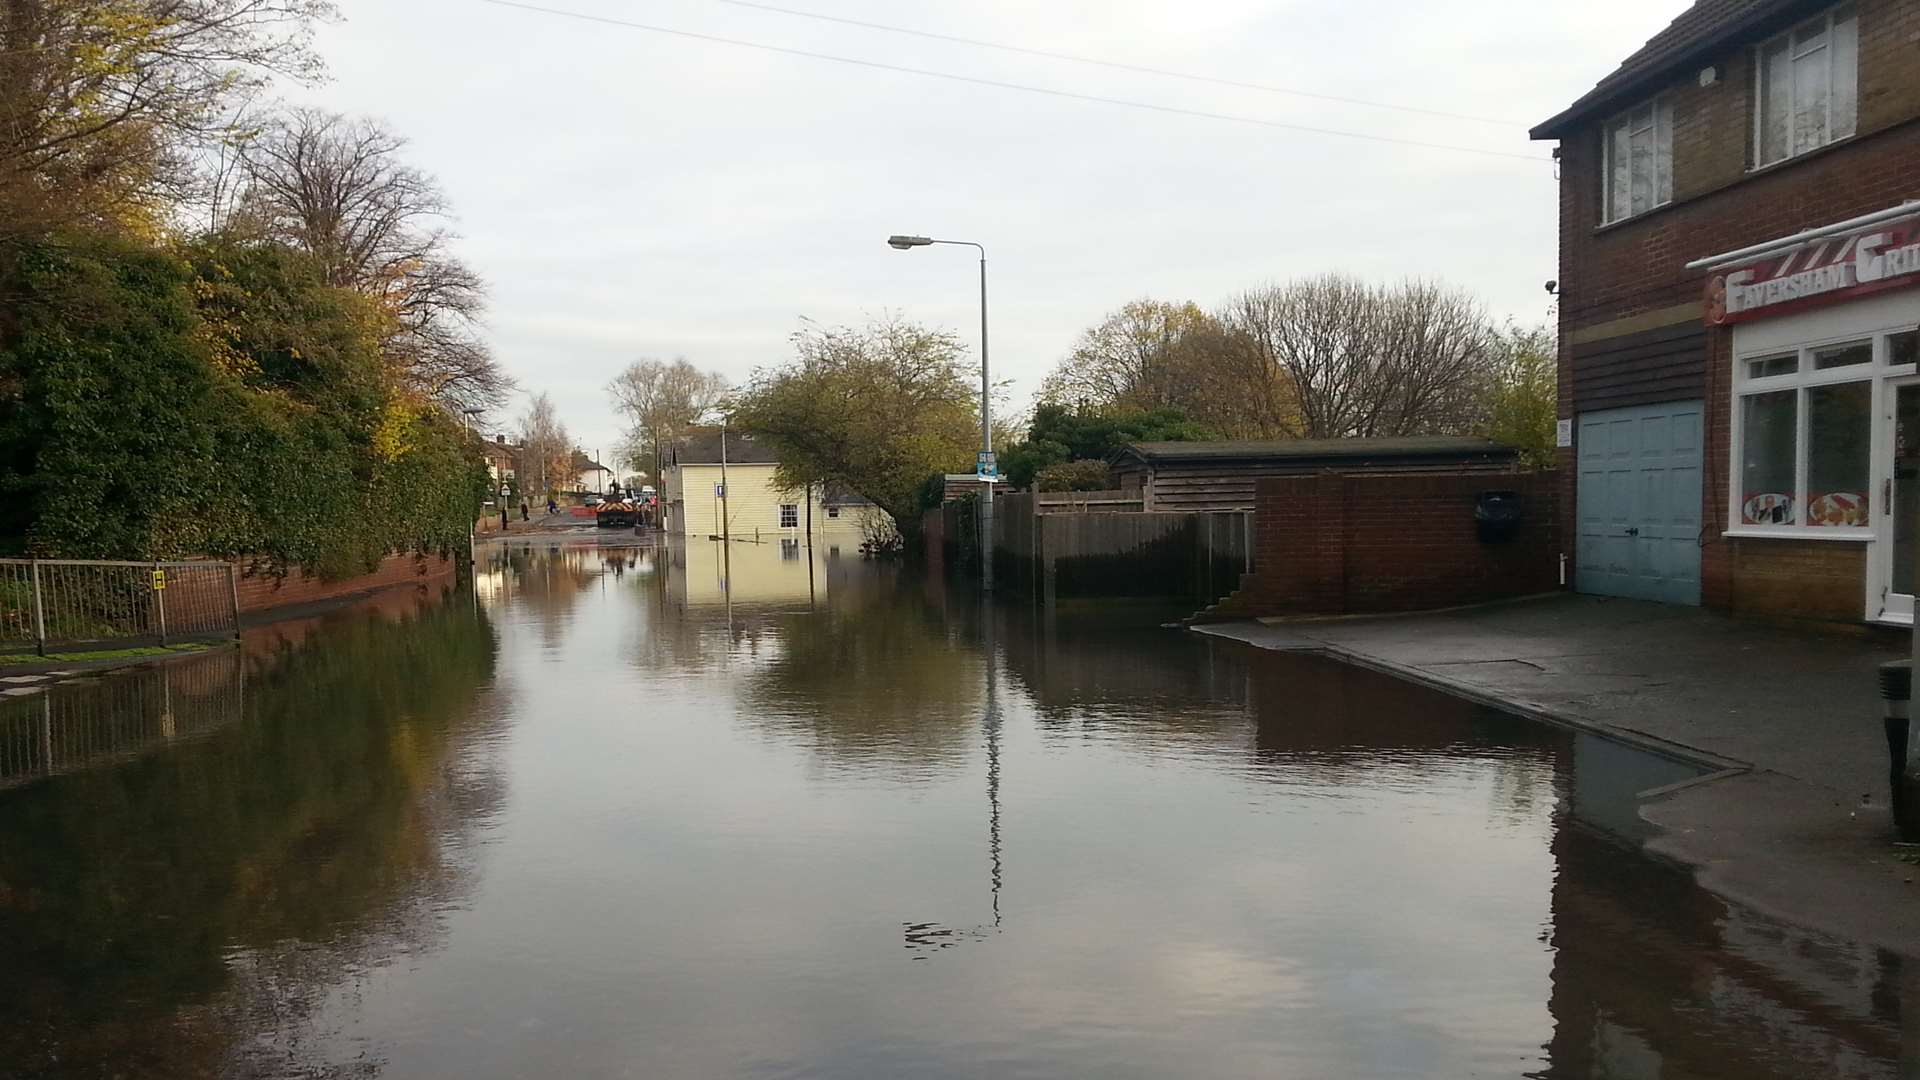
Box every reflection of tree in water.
[734,564,983,775]
[0,593,504,1078]
[486,544,603,650]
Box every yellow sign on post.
[151,569,166,590]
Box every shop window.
[1892,331,1919,369]
[779,503,798,528]
[1741,391,1798,524]
[1733,335,1880,533]
[1806,382,1870,526]
[1814,341,1871,369]
[1756,3,1857,168]
[1602,97,1672,224]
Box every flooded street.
[0,539,1911,1078]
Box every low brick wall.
[235,550,457,615]
[1207,471,1559,619]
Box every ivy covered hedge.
[0,233,486,576]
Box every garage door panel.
[1576,401,1703,606]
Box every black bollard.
[1879,660,1914,840]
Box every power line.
[702,0,1518,127]
[475,0,1549,164]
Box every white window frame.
[779,503,798,528]
[1601,96,1673,225]
[1728,330,1907,539]
[827,505,841,519]
[1753,2,1858,169]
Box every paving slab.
[1194,595,1920,955]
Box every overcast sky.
[290,0,1684,460]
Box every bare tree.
[606,356,729,480]
[224,107,508,410]
[1220,276,1499,440]
[518,392,571,497]
[0,0,334,235]
[1036,298,1289,437]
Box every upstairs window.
[1603,97,1672,224]
[1756,3,1857,167]
[780,503,798,528]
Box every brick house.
[1533,0,1920,624]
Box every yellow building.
[661,428,892,544]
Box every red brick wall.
[234,551,456,615]
[1553,0,1920,622]
[1210,472,1560,618]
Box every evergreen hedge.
[0,234,486,575]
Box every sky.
[287,0,1688,461]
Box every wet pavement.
[0,542,1914,1077]
[1194,598,1920,957]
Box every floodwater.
[0,538,1913,1079]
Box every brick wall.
[1207,472,1559,619]
[1557,0,1920,337]
[234,551,456,615]
[1725,538,1867,622]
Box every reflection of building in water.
[1543,731,1903,1078]
[668,537,826,608]
[1002,618,1908,1076]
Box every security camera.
[1544,280,1559,295]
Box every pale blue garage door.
[1576,401,1703,605]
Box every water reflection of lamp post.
[984,595,1003,929]
[888,234,994,593]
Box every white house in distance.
[661,427,891,543]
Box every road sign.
[151,570,166,591]
[976,451,998,479]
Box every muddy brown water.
[0,540,1912,1078]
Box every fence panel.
[0,560,240,654]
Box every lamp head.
[888,235,933,250]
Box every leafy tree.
[1480,324,1557,469]
[0,231,481,569]
[1038,298,1213,410]
[1034,459,1113,492]
[999,404,1214,490]
[728,315,978,538]
[0,0,335,236]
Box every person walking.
[546,495,558,516]
[520,499,530,522]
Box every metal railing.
[0,646,244,788]
[0,559,241,655]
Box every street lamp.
[887,233,995,593]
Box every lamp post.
[460,408,485,560]
[888,234,994,592]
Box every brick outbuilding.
[1534,0,1920,624]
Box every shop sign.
[1706,209,1920,325]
